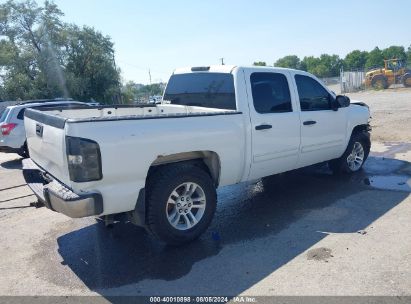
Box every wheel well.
[147,151,221,187]
[351,124,371,149]
[352,124,370,134]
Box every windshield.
[0,108,10,123]
[163,73,236,110]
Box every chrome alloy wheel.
[346,142,365,171]
[166,182,206,230]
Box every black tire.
[146,163,217,245]
[402,73,411,88]
[371,75,388,89]
[329,131,370,174]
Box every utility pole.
[220,58,225,65]
[148,69,152,103]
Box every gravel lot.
[347,88,411,143]
[0,89,411,299]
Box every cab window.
[295,75,331,111]
[250,72,292,114]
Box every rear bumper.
[22,158,103,218]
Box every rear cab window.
[163,73,236,110]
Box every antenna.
[148,69,152,84]
[220,58,225,65]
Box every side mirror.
[335,95,350,108]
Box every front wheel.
[329,132,370,174]
[146,163,217,245]
[403,74,411,88]
[371,76,388,89]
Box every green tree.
[300,54,342,77]
[64,25,120,102]
[122,81,138,104]
[301,56,319,73]
[365,47,384,69]
[0,0,120,102]
[319,54,342,77]
[344,50,368,70]
[122,82,164,103]
[274,55,301,70]
[253,61,266,66]
[382,45,406,61]
[407,45,411,65]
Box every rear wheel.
[402,74,411,88]
[146,163,217,245]
[371,75,388,89]
[329,132,370,174]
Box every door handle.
[303,120,317,126]
[255,124,272,130]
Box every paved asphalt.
[0,142,410,298]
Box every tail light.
[1,123,17,136]
[66,136,102,182]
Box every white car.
[23,66,371,245]
[0,99,88,157]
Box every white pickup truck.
[23,65,371,245]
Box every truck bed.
[24,103,246,215]
[25,104,239,125]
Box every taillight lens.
[1,123,17,136]
[66,136,102,182]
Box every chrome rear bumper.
[22,158,103,218]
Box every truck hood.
[350,99,369,108]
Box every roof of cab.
[173,65,300,75]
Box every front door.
[293,73,347,167]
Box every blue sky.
[53,0,411,84]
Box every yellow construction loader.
[365,59,411,89]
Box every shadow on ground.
[51,154,411,295]
[0,157,22,169]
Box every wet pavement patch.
[366,175,411,192]
[307,247,333,261]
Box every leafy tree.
[407,45,411,65]
[274,55,301,70]
[382,45,406,61]
[344,50,368,70]
[300,56,318,73]
[300,54,342,77]
[253,61,266,66]
[122,81,138,104]
[319,54,342,77]
[122,82,164,103]
[0,0,120,103]
[365,47,384,69]
[63,25,121,102]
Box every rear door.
[293,73,347,167]
[245,70,301,180]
